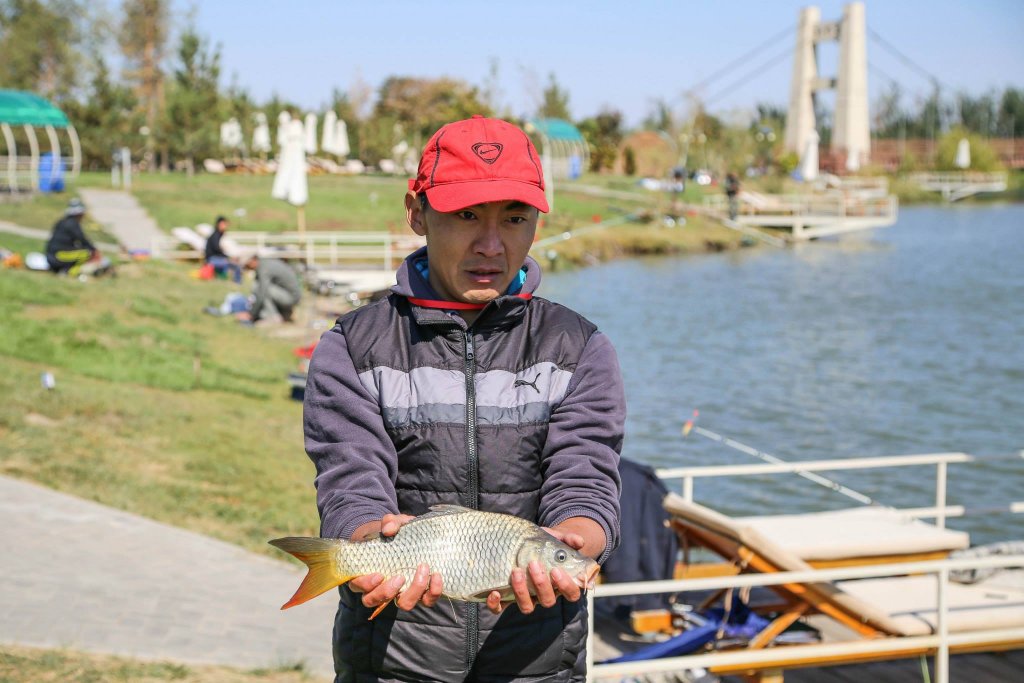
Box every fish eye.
[555,550,568,563]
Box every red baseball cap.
[409,115,549,213]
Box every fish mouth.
[578,563,601,590]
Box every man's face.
[406,194,538,304]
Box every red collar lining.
[408,293,532,311]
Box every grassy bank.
[0,260,321,553]
[0,644,325,682]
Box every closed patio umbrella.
[334,118,350,158]
[798,130,819,181]
[304,113,318,154]
[252,112,272,155]
[276,111,292,149]
[272,119,308,232]
[322,110,337,155]
[955,138,971,169]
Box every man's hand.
[348,514,443,613]
[486,526,587,615]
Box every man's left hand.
[485,526,587,615]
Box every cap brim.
[425,180,549,213]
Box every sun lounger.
[673,500,969,581]
[659,494,1024,678]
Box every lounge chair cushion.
[837,574,1024,636]
[737,507,970,562]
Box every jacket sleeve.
[72,222,95,251]
[537,330,625,563]
[303,326,400,540]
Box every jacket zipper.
[463,329,480,672]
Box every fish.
[269,504,600,615]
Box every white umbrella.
[334,119,350,158]
[276,111,292,149]
[845,146,862,173]
[252,112,272,154]
[220,117,243,150]
[322,110,337,155]
[955,138,971,169]
[798,130,819,182]
[272,119,308,233]
[304,113,318,154]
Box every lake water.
[541,204,1024,545]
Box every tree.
[62,53,141,169]
[936,126,1002,172]
[163,26,221,175]
[956,91,997,137]
[537,73,571,121]
[997,88,1024,138]
[577,109,623,173]
[119,0,169,170]
[368,76,489,163]
[0,0,82,101]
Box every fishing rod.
[681,410,879,506]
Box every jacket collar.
[392,246,542,328]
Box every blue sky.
[172,0,1023,126]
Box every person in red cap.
[303,116,625,682]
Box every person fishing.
[45,198,97,277]
[302,115,625,682]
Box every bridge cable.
[682,24,795,99]
[867,27,948,91]
[702,45,794,107]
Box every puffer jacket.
[304,248,625,682]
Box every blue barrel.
[38,152,66,192]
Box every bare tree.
[119,0,169,171]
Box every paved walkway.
[78,188,169,255]
[0,475,336,679]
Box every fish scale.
[270,505,600,610]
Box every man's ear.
[405,191,427,237]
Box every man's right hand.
[348,514,443,612]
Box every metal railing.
[226,231,424,269]
[587,554,1024,682]
[586,451,1024,682]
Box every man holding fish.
[299,115,626,682]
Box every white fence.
[227,231,424,269]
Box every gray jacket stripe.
[361,363,572,429]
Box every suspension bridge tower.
[784,2,869,172]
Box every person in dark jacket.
[204,216,242,283]
[46,198,96,276]
[303,116,626,682]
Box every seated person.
[204,215,242,283]
[238,253,302,323]
[46,198,98,277]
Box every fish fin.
[269,537,353,610]
[469,586,516,602]
[425,504,473,515]
[368,599,392,620]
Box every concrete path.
[77,188,169,255]
[0,475,336,679]
[0,219,119,252]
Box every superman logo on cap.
[471,142,503,164]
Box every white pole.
[44,125,60,186]
[935,567,950,683]
[121,148,132,190]
[67,125,82,177]
[2,123,17,192]
[24,125,40,191]
[935,461,948,529]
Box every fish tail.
[269,537,355,610]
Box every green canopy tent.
[525,118,589,211]
[0,89,81,194]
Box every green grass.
[0,261,321,552]
[0,644,326,682]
